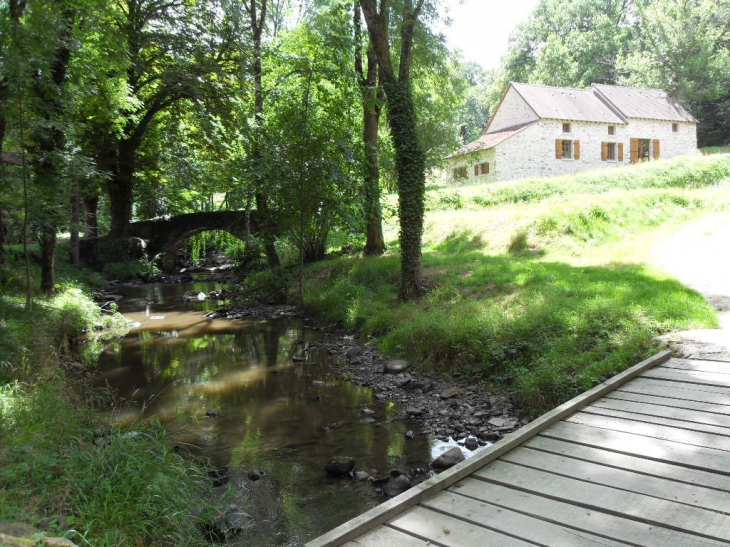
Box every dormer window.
[562,123,571,133]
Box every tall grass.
[0,256,217,545]
[0,379,214,546]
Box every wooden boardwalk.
[307,350,730,546]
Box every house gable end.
[486,84,540,134]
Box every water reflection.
[96,282,433,545]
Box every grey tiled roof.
[592,84,697,123]
[511,82,626,124]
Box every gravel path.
[652,212,730,359]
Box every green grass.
[300,154,730,417]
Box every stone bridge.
[80,210,260,271]
[129,210,259,269]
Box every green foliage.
[102,260,159,282]
[491,0,730,147]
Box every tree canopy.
[1,0,727,297]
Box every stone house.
[444,82,698,184]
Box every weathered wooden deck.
[307,350,730,546]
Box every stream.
[94,280,463,546]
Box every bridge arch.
[127,211,259,270]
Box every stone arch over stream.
[81,210,260,271]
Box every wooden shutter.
[484,162,489,174]
[474,165,479,176]
[618,143,624,162]
[630,138,639,163]
[555,139,563,159]
[601,142,608,161]
[574,140,580,160]
[652,139,660,159]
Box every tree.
[83,0,220,237]
[619,0,730,146]
[358,0,432,300]
[354,0,386,255]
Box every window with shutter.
[606,142,617,160]
[480,162,489,175]
[618,142,624,162]
[601,142,608,161]
[555,139,563,159]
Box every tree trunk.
[384,80,425,299]
[39,227,56,293]
[30,6,74,294]
[109,136,137,237]
[247,0,280,269]
[359,0,426,299]
[256,192,280,269]
[83,194,99,237]
[70,184,80,267]
[362,50,386,256]
[355,3,386,256]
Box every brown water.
[95,281,438,546]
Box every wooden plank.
[474,460,730,541]
[661,358,730,375]
[542,420,730,474]
[606,390,730,416]
[568,411,730,451]
[455,478,729,547]
[642,367,730,388]
[589,397,730,428]
[388,505,535,547]
[618,376,730,401]
[524,435,730,492]
[305,350,671,546]
[500,446,730,513]
[420,491,629,547]
[342,526,430,546]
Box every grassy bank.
[299,154,729,417]
[0,253,218,546]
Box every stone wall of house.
[442,117,697,185]
[493,118,697,182]
[488,87,539,133]
[443,149,497,185]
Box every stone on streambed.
[384,359,410,374]
[247,469,264,481]
[325,456,356,477]
[432,447,465,470]
[381,475,412,498]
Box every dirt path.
[652,212,730,360]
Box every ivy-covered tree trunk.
[359,0,426,299]
[383,80,425,298]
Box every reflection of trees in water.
[97,303,433,543]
